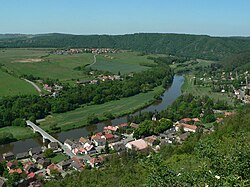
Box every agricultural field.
[0,70,37,97]
[39,86,163,132]
[0,49,94,81]
[90,51,158,74]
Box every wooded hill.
[1,33,250,60]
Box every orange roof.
[181,118,192,122]
[104,126,118,131]
[9,168,22,174]
[47,163,59,171]
[104,133,114,139]
[182,124,197,130]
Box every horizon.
[1,0,250,37]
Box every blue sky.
[1,0,250,36]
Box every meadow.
[90,52,157,74]
[0,70,37,97]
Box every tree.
[44,148,55,158]
[105,141,110,154]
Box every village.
[0,110,235,187]
[51,48,118,55]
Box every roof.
[130,123,139,129]
[64,139,75,146]
[90,157,103,164]
[16,152,29,159]
[104,133,114,139]
[28,172,36,178]
[127,139,148,150]
[2,152,14,157]
[144,135,158,144]
[9,168,22,174]
[180,118,192,123]
[178,132,190,140]
[118,123,128,128]
[7,161,17,168]
[104,126,118,132]
[47,163,59,171]
[79,137,89,144]
[177,123,197,131]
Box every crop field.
[0,70,37,97]
[90,52,157,74]
[0,49,94,81]
[39,86,163,132]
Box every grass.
[40,86,164,132]
[0,70,38,97]
[0,126,34,140]
[50,153,68,163]
[182,74,234,105]
[90,52,157,74]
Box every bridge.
[26,120,62,145]
[26,120,76,158]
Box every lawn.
[40,86,164,132]
[0,70,38,97]
[50,153,68,163]
[90,51,157,74]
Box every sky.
[0,0,250,36]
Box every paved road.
[23,78,42,93]
[88,54,96,67]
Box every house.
[103,126,118,133]
[79,137,91,145]
[16,152,29,160]
[130,123,139,129]
[117,123,128,129]
[27,172,36,183]
[175,123,197,133]
[2,152,14,161]
[37,158,51,169]
[85,145,97,155]
[180,118,192,123]
[64,139,77,150]
[9,168,22,174]
[32,154,43,163]
[48,142,59,150]
[176,132,190,141]
[47,163,60,176]
[24,162,37,173]
[7,161,18,170]
[126,139,148,151]
[144,135,159,146]
[89,157,103,168]
[92,136,106,146]
[29,147,42,156]
[110,142,126,153]
[71,158,84,171]
[58,159,72,170]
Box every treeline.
[0,64,173,128]
[45,108,250,187]
[1,33,250,60]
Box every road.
[23,78,42,93]
[88,54,97,67]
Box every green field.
[0,70,38,97]
[182,74,234,104]
[0,49,94,81]
[90,52,157,74]
[39,86,163,132]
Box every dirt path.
[23,78,42,93]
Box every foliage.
[44,148,56,158]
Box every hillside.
[1,33,250,60]
[220,50,250,71]
[45,107,250,187]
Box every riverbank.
[0,86,164,143]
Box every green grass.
[40,86,164,132]
[50,153,68,163]
[182,74,234,104]
[0,70,38,97]
[90,52,157,74]
[0,126,34,140]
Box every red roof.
[118,123,128,128]
[104,133,114,139]
[28,172,36,178]
[104,126,118,131]
[9,168,22,174]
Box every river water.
[0,75,184,155]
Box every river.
[0,75,184,155]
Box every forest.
[1,33,250,60]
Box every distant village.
[0,110,235,187]
[51,48,118,55]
